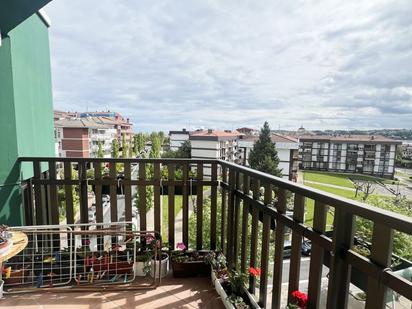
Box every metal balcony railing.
[17,157,412,308]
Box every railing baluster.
[196,163,204,250]
[33,160,45,225]
[226,168,236,267]
[259,183,272,307]
[63,161,74,225]
[138,162,146,231]
[307,200,328,308]
[233,171,242,269]
[168,163,176,250]
[365,224,393,309]
[240,174,250,273]
[182,163,189,246]
[79,161,88,224]
[124,161,132,224]
[249,178,260,293]
[109,162,118,224]
[326,208,355,309]
[154,163,161,234]
[210,162,218,250]
[48,160,59,225]
[221,166,227,253]
[288,194,305,301]
[94,162,104,252]
[272,188,287,309]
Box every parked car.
[282,240,311,259]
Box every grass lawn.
[303,170,395,188]
[161,195,183,242]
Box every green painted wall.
[0,13,55,225]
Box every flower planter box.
[91,260,133,274]
[3,265,31,285]
[171,260,210,277]
[212,271,261,309]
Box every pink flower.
[176,242,186,250]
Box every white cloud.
[45,0,412,131]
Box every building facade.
[169,129,190,151]
[55,118,116,158]
[299,135,401,178]
[238,134,299,180]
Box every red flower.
[248,267,261,277]
[291,290,308,308]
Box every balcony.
[4,157,412,308]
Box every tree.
[249,121,282,177]
[111,139,119,158]
[150,136,161,159]
[134,133,146,157]
[176,140,191,158]
[122,133,128,158]
[97,141,104,158]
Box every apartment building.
[238,133,299,180]
[400,141,412,160]
[299,135,401,178]
[55,118,116,158]
[79,111,133,143]
[169,129,190,151]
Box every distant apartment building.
[400,141,412,160]
[299,135,401,178]
[79,111,133,143]
[238,134,299,180]
[169,129,190,151]
[55,118,116,158]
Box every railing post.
[249,178,260,293]
[288,194,305,302]
[365,224,393,309]
[307,200,328,308]
[259,183,272,307]
[94,162,104,252]
[271,188,287,309]
[124,161,132,224]
[196,163,204,250]
[79,161,88,224]
[221,166,227,253]
[182,163,189,246]
[33,160,46,225]
[138,162,146,231]
[240,174,250,273]
[154,163,161,234]
[210,162,218,250]
[63,161,74,225]
[168,163,176,250]
[226,168,236,268]
[326,208,355,309]
[233,171,242,269]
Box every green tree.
[97,141,104,158]
[150,136,161,158]
[122,133,128,158]
[249,121,282,177]
[134,133,146,157]
[111,138,119,158]
[176,140,191,158]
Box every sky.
[44,0,412,132]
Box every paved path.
[304,180,356,191]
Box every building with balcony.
[1,2,412,309]
[169,129,190,151]
[299,135,401,178]
[238,134,299,180]
[55,118,116,158]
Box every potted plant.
[286,290,308,309]
[150,252,169,278]
[209,252,261,308]
[170,243,211,277]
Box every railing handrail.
[218,160,412,234]
[18,157,217,164]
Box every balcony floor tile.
[0,275,225,309]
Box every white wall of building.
[170,133,190,150]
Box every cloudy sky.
[44,0,412,132]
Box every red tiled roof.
[299,134,399,143]
[191,130,240,137]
